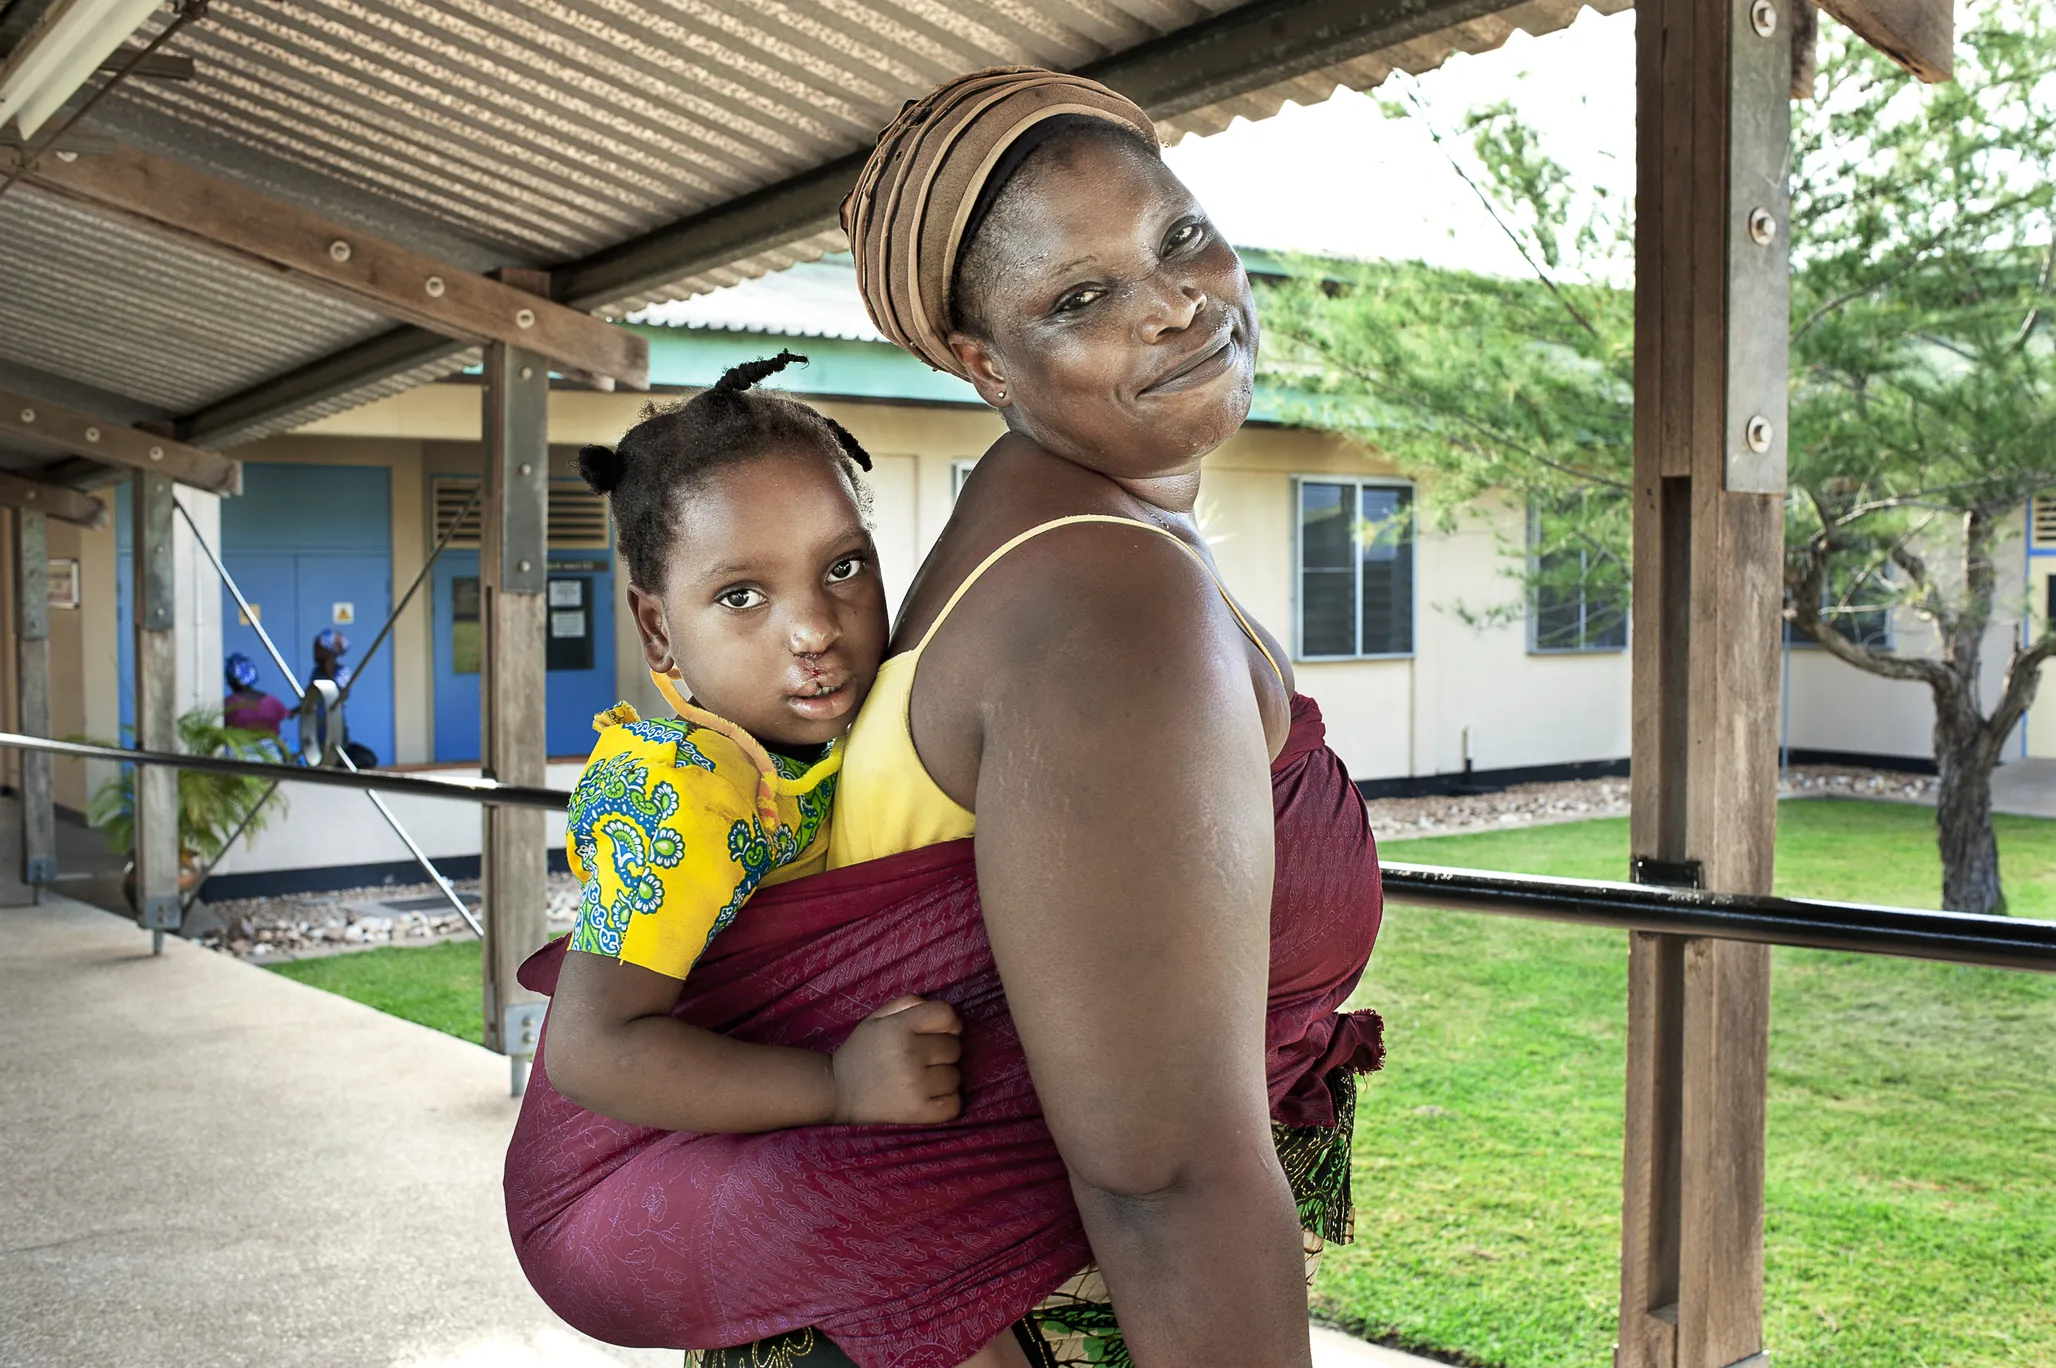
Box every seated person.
[221,652,289,737]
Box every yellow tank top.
[827,514,1284,869]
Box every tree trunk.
[1933,716,2005,915]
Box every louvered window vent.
[432,476,610,550]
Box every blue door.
[432,549,617,762]
[116,468,395,764]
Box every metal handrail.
[0,731,571,810]
[9,724,2050,974]
[1382,863,2056,974]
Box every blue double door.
[116,466,395,765]
[430,551,619,761]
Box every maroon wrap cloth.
[504,694,1383,1368]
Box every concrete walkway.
[0,895,672,1368]
[0,895,1436,1368]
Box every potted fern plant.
[86,707,290,906]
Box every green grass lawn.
[263,799,2056,1367]
[1317,799,2056,1368]
[268,938,486,1045]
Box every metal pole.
[0,731,570,807]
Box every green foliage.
[1314,804,2056,1368]
[1258,99,1634,632]
[1262,7,2056,908]
[1785,9,2056,654]
[84,707,287,863]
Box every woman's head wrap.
[841,67,1160,377]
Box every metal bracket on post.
[503,1000,545,1097]
[1725,0,1792,495]
[295,678,343,768]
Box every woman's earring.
[995,388,1007,402]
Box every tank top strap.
[910,514,1285,687]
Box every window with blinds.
[431,476,610,549]
[1295,477,1414,659]
[2035,495,2056,547]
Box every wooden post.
[15,508,55,888]
[132,471,181,943]
[480,268,551,1092]
[1619,0,1789,1365]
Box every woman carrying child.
[507,67,1386,1368]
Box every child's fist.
[829,994,964,1125]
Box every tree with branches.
[1261,6,2056,912]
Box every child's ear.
[625,584,675,675]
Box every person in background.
[222,653,289,737]
[310,628,379,769]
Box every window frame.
[1525,498,1629,656]
[1290,473,1418,662]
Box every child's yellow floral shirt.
[566,702,839,980]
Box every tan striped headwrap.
[840,67,1161,378]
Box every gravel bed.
[205,764,1938,962]
[200,873,582,962]
[1364,763,1935,840]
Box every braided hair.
[580,351,874,591]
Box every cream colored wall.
[45,516,118,811]
[1198,428,1633,780]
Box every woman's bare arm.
[921,525,1311,1368]
[547,951,964,1133]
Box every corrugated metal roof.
[631,254,883,342]
[0,0,1625,453]
[0,187,392,413]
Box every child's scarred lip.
[785,673,855,721]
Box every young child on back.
[544,354,1027,1368]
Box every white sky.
[1161,7,1636,272]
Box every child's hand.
[829,994,964,1125]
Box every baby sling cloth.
[503,694,1385,1368]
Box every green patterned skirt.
[692,1071,1358,1368]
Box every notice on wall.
[332,602,355,624]
[551,610,586,639]
[548,580,582,608]
[46,558,79,610]
[238,602,261,626]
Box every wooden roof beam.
[0,469,107,528]
[8,143,649,391]
[0,387,239,495]
[1817,0,1953,83]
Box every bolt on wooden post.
[479,268,552,1093]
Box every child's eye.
[716,587,766,610]
[1054,286,1107,315]
[826,556,865,584]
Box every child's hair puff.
[580,351,874,590]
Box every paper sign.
[550,610,586,640]
[548,579,582,607]
[332,602,355,624]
